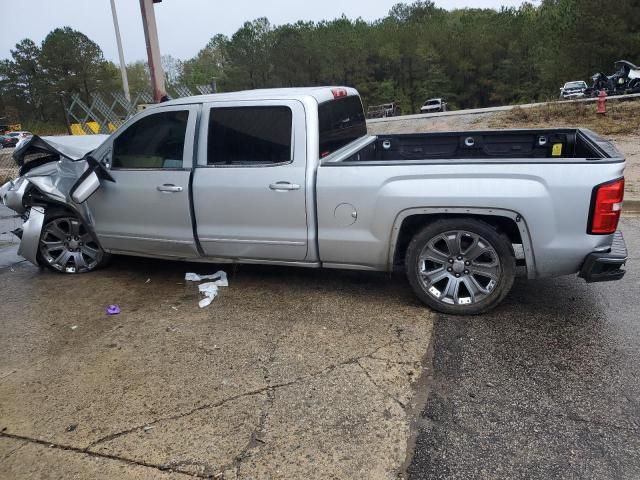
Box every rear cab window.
[318,95,367,158]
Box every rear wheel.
[405,218,515,315]
[38,213,109,273]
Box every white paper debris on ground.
[185,271,228,286]
[198,282,219,308]
[186,270,229,307]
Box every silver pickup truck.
[0,87,628,315]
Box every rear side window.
[207,106,292,165]
[318,95,367,157]
[112,110,188,169]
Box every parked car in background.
[6,131,33,140]
[420,98,447,113]
[0,87,628,315]
[14,136,32,152]
[616,60,640,92]
[585,61,640,97]
[559,81,588,99]
[366,102,402,119]
[0,135,19,149]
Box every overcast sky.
[0,0,529,64]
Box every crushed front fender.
[17,206,45,266]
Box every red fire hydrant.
[597,89,607,115]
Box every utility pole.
[139,0,167,102]
[110,0,130,103]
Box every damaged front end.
[0,134,112,266]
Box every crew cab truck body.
[1,87,628,314]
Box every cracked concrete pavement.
[0,236,433,479]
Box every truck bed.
[316,127,625,278]
[326,128,621,164]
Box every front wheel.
[38,213,109,273]
[405,218,515,315]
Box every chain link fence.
[0,148,19,184]
[65,84,214,135]
[0,84,215,185]
[0,159,21,246]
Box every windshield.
[564,82,585,89]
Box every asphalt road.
[408,216,640,480]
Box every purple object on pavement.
[106,304,121,315]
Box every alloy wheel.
[417,230,501,306]
[39,217,102,273]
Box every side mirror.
[69,155,115,204]
[70,171,100,203]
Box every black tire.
[37,211,110,273]
[405,218,516,315]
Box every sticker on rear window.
[552,143,563,156]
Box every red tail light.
[589,178,624,234]
[331,88,348,99]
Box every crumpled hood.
[13,134,109,165]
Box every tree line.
[1,0,638,130]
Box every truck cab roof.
[152,86,360,108]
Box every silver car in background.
[559,81,588,99]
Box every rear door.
[192,100,308,261]
[88,105,199,258]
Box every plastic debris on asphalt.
[106,304,121,315]
[185,271,229,307]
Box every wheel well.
[24,186,77,219]
[42,205,77,219]
[392,213,524,268]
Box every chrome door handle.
[157,184,183,193]
[269,182,301,191]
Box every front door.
[191,100,309,261]
[88,105,199,258]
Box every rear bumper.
[579,231,627,283]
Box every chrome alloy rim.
[39,217,102,273]
[418,230,501,305]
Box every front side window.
[112,110,188,169]
[207,106,292,166]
